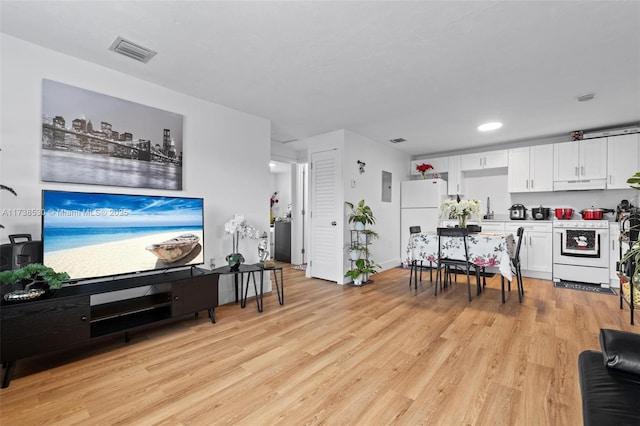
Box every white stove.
[552,220,610,285]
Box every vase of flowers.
[224,214,260,270]
[439,198,481,227]
[415,163,434,179]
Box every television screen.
[42,190,204,281]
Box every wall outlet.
[351,179,356,188]
[209,258,216,269]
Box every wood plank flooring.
[1,265,636,425]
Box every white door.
[580,138,607,180]
[527,231,552,272]
[607,134,639,189]
[507,147,530,192]
[554,142,580,181]
[309,149,340,282]
[529,144,554,192]
[448,155,464,196]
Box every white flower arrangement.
[225,214,260,253]
[439,198,482,222]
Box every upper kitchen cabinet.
[507,144,553,193]
[607,134,640,189]
[447,155,464,196]
[553,139,607,190]
[460,150,508,171]
[410,157,448,177]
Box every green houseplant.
[345,200,375,230]
[0,263,70,290]
[345,241,369,261]
[344,259,380,286]
[619,171,640,308]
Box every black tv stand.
[0,267,218,388]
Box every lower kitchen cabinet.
[506,222,552,278]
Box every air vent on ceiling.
[109,36,157,63]
[389,138,406,144]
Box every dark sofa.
[578,329,640,425]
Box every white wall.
[0,34,272,304]
[343,130,411,276]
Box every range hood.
[553,178,606,191]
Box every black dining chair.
[434,227,482,301]
[408,226,423,289]
[501,226,525,303]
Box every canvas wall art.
[41,79,184,190]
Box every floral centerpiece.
[415,163,434,179]
[224,214,260,270]
[439,198,481,228]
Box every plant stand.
[348,229,373,286]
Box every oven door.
[561,229,599,257]
[553,228,609,267]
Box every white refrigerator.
[400,179,448,259]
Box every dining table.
[404,231,516,282]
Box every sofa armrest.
[599,328,640,375]
[578,350,640,426]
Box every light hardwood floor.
[0,265,636,425]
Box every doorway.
[269,160,308,268]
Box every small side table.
[257,263,284,305]
[211,264,263,312]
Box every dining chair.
[501,226,524,303]
[409,226,433,289]
[434,227,482,301]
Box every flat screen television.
[42,190,204,282]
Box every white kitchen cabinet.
[610,223,620,287]
[505,222,552,275]
[607,134,640,189]
[447,155,464,196]
[507,144,554,193]
[480,222,506,233]
[410,157,448,176]
[460,149,508,171]
[553,139,607,182]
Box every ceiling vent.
[389,138,406,144]
[109,36,157,63]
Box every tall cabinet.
[607,134,640,189]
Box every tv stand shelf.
[1,268,218,388]
[90,292,173,338]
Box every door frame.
[307,146,344,283]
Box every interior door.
[310,149,340,282]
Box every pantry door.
[309,148,341,282]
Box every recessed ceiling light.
[478,122,503,132]
[269,162,275,168]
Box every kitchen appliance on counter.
[531,206,551,220]
[552,220,610,286]
[554,208,574,220]
[509,204,527,220]
[579,207,614,220]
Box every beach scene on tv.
[42,191,204,281]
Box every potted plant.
[344,241,368,261]
[619,172,640,310]
[344,259,381,286]
[0,263,70,295]
[345,200,375,230]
